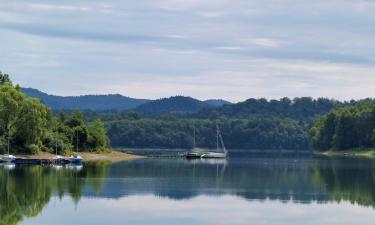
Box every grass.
[315,149,375,159]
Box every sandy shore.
[12,150,143,162]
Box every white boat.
[201,152,227,159]
[52,125,66,164]
[68,155,84,164]
[186,122,228,159]
[52,155,66,164]
[1,154,16,163]
[2,135,16,163]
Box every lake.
[1,151,375,225]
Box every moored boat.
[186,122,228,159]
[1,154,16,163]
[68,155,84,164]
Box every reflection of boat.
[52,164,63,171]
[66,164,83,172]
[186,158,228,166]
[186,122,228,159]
[0,163,16,171]
[68,155,84,164]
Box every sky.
[1,0,375,102]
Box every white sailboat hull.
[1,155,16,163]
[201,152,227,159]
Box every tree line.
[0,72,109,154]
[310,99,375,151]
[101,116,310,150]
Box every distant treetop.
[0,71,12,85]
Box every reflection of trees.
[311,158,375,208]
[0,163,110,225]
[105,159,328,202]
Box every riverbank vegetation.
[0,72,109,154]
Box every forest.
[103,117,309,150]
[0,72,109,154]
[6,70,371,152]
[84,97,343,150]
[310,100,375,151]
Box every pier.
[1,158,73,165]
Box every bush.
[27,144,40,155]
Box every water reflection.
[0,155,374,225]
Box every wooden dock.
[7,158,71,165]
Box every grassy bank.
[315,149,375,159]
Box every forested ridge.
[0,72,109,154]
[14,70,371,151]
[80,97,344,150]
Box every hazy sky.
[1,0,375,102]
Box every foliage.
[196,97,343,120]
[134,96,212,115]
[310,100,375,151]
[103,117,310,150]
[22,88,150,111]
[0,73,109,154]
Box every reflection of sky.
[1,1,375,101]
[21,195,375,225]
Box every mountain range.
[21,88,231,113]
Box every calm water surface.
[1,151,375,225]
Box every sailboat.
[68,130,84,164]
[52,126,65,164]
[186,122,228,159]
[1,134,16,163]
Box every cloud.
[246,38,287,48]
[28,3,92,12]
[1,0,375,101]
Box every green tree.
[87,119,109,151]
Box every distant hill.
[204,99,232,107]
[134,96,212,115]
[22,88,150,111]
[195,97,343,120]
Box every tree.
[87,120,109,151]
[0,71,12,85]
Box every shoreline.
[5,150,144,163]
[315,149,375,159]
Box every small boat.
[2,136,16,163]
[1,154,16,163]
[68,155,84,164]
[186,151,204,159]
[186,122,228,159]
[52,155,67,164]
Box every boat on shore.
[186,122,228,159]
[68,155,84,164]
[1,136,16,163]
[1,154,16,163]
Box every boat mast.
[7,124,10,155]
[216,122,227,154]
[216,122,219,151]
[193,124,196,148]
[7,132,10,155]
[76,130,79,152]
[55,123,58,156]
